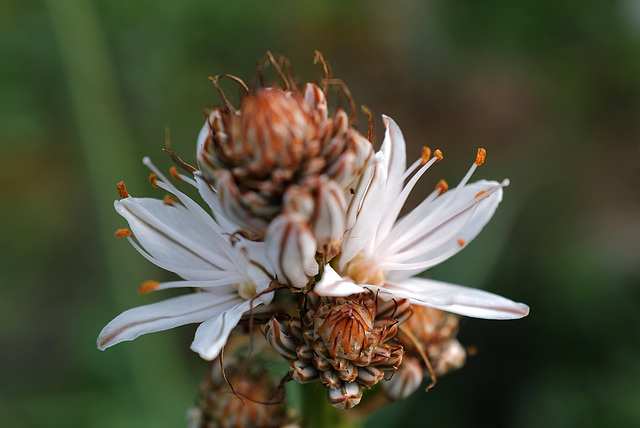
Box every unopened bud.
[265,212,319,288]
[327,381,363,410]
[382,356,424,401]
[264,292,411,409]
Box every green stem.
[297,383,363,428]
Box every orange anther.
[457,238,466,247]
[475,148,486,166]
[421,146,432,165]
[139,280,160,295]
[117,181,129,198]
[475,190,487,198]
[163,194,179,206]
[434,149,443,162]
[170,166,182,181]
[435,179,449,195]
[115,228,133,238]
[149,173,159,188]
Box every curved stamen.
[374,156,439,248]
[420,150,484,225]
[380,244,462,272]
[388,181,504,254]
[314,50,332,94]
[154,277,246,292]
[386,204,479,263]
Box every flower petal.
[384,180,505,280]
[97,292,242,350]
[190,299,257,360]
[339,155,388,269]
[380,115,407,198]
[314,265,366,297]
[193,173,238,233]
[115,198,235,274]
[382,277,529,319]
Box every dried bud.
[383,306,467,401]
[189,358,298,428]
[197,56,373,289]
[264,292,412,409]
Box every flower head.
[196,55,373,288]
[97,158,274,360]
[315,116,529,320]
[264,292,410,409]
[189,337,300,428]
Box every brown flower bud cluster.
[188,354,299,428]
[265,292,412,409]
[198,63,373,288]
[383,306,467,401]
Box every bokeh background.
[2,0,639,427]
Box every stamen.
[457,238,466,247]
[138,280,160,295]
[281,56,299,93]
[114,228,133,238]
[475,190,487,198]
[475,148,486,166]
[324,78,357,125]
[169,166,182,181]
[149,173,159,188]
[163,194,179,206]
[266,51,291,91]
[434,149,443,162]
[376,156,440,245]
[208,75,235,112]
[410,148,482,230]
[435,179,449,195]
[399,325,437,392]
[313,50,332,93]
[161,148,197,173]
[421,147,432,165]
[361,105,375,143]
[117,181,129,198]
[217,73,250,94]
[401,158,423,181]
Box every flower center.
[234,281,257,300]
[344,253,387,286]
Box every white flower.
[97,158,274,360]
[315,116,529,320]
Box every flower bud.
[190,352,298,428]
[383,306,467,401]
[197,55,374,289]
[264,292,412,409]
[327,382,363,410]
[265,212,319,289]
[381,356,424,401]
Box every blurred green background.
[1,0,639,426]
